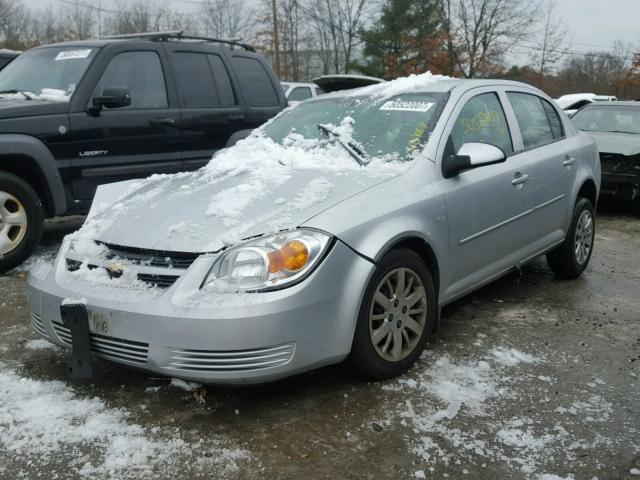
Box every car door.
[68,46,182,207]
[505,91,577,246]
[166,45,249,171]
[439,89,537,297]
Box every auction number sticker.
[55,49,92,61]
[380,100,434,112]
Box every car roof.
[30,35,257,53]
[315,76,543,101]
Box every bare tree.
[64,0,95,40]
[199,0,255,39]
[106,1,187,35]
[303,0,371,74]
[531,0,568,75]
[442,0,542,78]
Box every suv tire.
[546,196,595,279]
[0,172,44,273]
[349,248,436,379]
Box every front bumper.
[600,154,640,200]
[27,240,375,384]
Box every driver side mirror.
[88,86,131,115]
[442,142,507,178]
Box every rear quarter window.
[231,56,279,107]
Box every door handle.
[563,155,576,167]
[149,117,175,126]
[511,173,530,187]
[227,114,246,122]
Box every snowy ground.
[0,208,639,479]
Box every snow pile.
[345,71,451,100]
[0,366,250,478]
[491,347,539,367]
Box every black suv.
[0,32,286,272]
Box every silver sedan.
[27,76,600,384]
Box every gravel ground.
[0,205,638,480]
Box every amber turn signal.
[268,240,309,273]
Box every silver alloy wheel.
[369,267,428,362]
[574,209,593,266]
[0,190,28,256]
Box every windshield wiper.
[317,123,368,166]
[0,89,34,100]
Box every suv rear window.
[231,56,279,107]
[173,52,236,107]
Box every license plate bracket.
[60,303,94,382]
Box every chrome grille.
[51,320,149,365]
[167,343,295,372]
[31,312,48,338]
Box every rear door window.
[507,92,556,149]
[450,92,513,154]
[173,52,236,107]
[231,56,279,107]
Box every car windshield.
[572,105,640,135]
[0,46,97,101]
[263,92,448,160]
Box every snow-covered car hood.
[587,131,640,156]
[70,134,410,255]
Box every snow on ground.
[379,346,620,479]
[24,339,60,351]
[0,365,250,479]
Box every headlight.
[203,229,333,292]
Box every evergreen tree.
[357,0,447,79]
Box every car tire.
[546,196,595,279]
[0,172,44,273]
[349,248,437,379]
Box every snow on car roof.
[316,72,537,102]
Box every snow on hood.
[67,131,411,256]
[587,130,640,156]
[0,88,70,102]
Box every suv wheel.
[546,196,595,279]
[0,172,44,273]
[349,248,436,379]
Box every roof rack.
[100,30,256,52]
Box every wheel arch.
[577,178,598,208]
[0,135,67,217]
[375,235,441,301]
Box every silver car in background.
[27,76,600,384]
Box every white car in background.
[281,82,323,102]
[556,93,618,117]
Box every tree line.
[1,0,639,99]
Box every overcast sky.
[22,0,640,66]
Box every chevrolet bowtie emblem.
[106,262,126,277]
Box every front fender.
[0,134,67,215]
[303,170,451,303]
